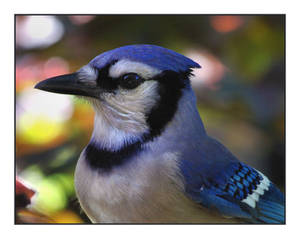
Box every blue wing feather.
[180,136,285,223]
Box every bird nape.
[34,44,284,224]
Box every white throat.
[90,108,145,151]
[88,80,160,151]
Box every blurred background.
[15,15,285,223]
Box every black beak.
[34,73,101,98]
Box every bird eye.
[120,73,143,89]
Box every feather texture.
[181,149,285,223]
[90,44,200,73]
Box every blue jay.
[35,44,284,223]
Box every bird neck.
[85,87,206,171]
[171,88,206,135]
[148,87,207,149]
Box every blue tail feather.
[253,183,285,224]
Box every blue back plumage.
[147,87,284,224]
[90,44,200,72]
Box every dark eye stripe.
[95,60,147,91]
[96,61,119,91]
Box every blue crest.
[89,44,201,72]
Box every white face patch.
[88,80,160,150]
[77,64,98,86]
[241,170,270,208]
[109,59,162,79]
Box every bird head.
[35,44,200,147]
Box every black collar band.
[84,140,144,172]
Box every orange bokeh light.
[210,16,244,33]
